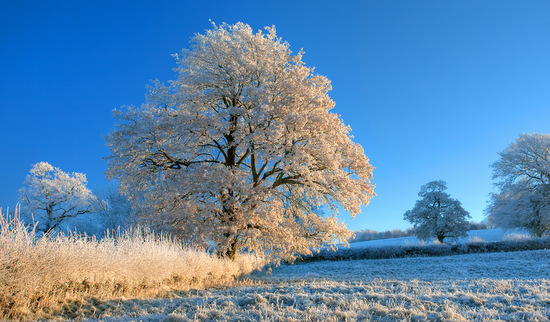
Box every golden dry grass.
[0,207,263,319]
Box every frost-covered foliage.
[487,133,550,237]
[93,184,136,233]
[468,220,490,230]
[488,183,550,237]
[18,162,95,233]
[105,22,374,262]
[404,180,470,243]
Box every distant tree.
[468,220,489,231]
[404,180,470,243]
[350,227,416,243]
[105,22,375,262]
[350,229,378,242]
[487,133,550,237]
[93,184,135,233]
[18,162,95,233]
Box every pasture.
[80,249,550,321]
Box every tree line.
[350,220,489,244]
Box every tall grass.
[0,206,263,319]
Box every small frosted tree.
[18,162,95,233]
[487,133,550,237]
[404,180,470,243]
[106,22,375,262]
[93,184,136,234]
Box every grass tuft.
[0,206,263,319]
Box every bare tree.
[404,180,470,243]
[105,22,375,262]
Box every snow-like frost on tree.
[404,180,470,243]
[18,162,95,233]
[105,22,375,262]
[487,133,550,237]
[93,184,136,234]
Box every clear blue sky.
[1,1,549,232]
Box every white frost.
[87,249,550,321]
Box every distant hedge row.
[301,237,550,262]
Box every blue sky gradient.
[1,1,549,231]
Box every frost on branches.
[18,162,95,233]
[105,22,374,262]
[404,180,470,243]
[487,133,550,237]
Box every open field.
[75,249,550,321]
[348,229,520,249]
[307,229,550,262]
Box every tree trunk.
[217,113,240,261]
[437,235,445,243]
[218,202,239,260]
[45,202,55,232]
[217,235,239,260]
[225,237,239,261]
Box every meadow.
[70,249,550,321]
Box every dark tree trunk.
[437,235,445,243]
[224,236,239,261]
[218,234,239,260]
[217,201,239,261]
[216,112,240,261]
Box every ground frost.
[85,250,550,321]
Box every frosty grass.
[86,249,550,321]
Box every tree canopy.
[18,162,95,233]
[404,180,470,243]
[487,133,550,236]
[106,22,375,262]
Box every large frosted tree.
[404,180,470,243]
[106,22,375,261]
[487,133,550,237]
[18,162,95,233]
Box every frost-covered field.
[348,228,524,249]
[84,249,550,321]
